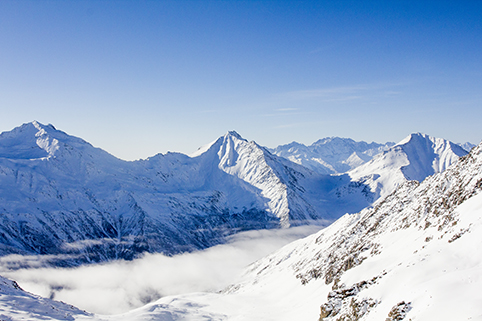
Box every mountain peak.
[397,132,436,146]
[272,136,394,174]
[189,131,247,158]
[347,133,469,201]
[459,141,477,152]
[218,131,250,167]
[224,130,245,141]
[312,136,355,146]
[0,122,115,163]
[28,120,57,133]
[0,121,61,160]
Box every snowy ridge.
[216,132,293,226]
[0,121,60,160]
[214,131,321,227]
[219,138,482,320]
[0,122,468,265]
[0,122,463,265]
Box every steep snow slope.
[191,131,323,227]
[90,138,482,321]
[271,137,394,174]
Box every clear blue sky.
[1,1,481,160]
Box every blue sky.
[1,1,481,160]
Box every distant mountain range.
[0,121,470,265]
[271,136,474,176]
[270,137,395,174]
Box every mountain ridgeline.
[0,122,469,265]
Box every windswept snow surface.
[72,138,482,321]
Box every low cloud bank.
[0,224,325,315]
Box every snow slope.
[0,275,90,320]
[81,134,482,321]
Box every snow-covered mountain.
[63,134,480,321]
[340,132,468,201]
[459,141,476,152]
[0,123,479,320]
[271,137,395,174]
[0,122,469,266]
[0,122,338,265]
[208,135,482,321]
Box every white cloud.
[278,83,407,102]
[0,224,325,315]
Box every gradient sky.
[1,1,481,160]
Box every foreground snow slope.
[87,139,482,320]
[0,275,90,320]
